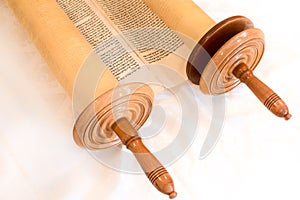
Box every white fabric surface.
[0,0,299,199]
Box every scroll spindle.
[112,117,177,199]
[232,63,291,120]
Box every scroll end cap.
[284,113,292,120]
[169,191,177,199]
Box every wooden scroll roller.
[186,16,291,120]
[112,118,177,199]
[142,0,291,118]
[73,83,177,198]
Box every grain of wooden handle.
[112,117,177,199]
[233,63,291,120]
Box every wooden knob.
[233,63,291,120]
[112,117,177,199]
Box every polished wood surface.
[112,117,177,199]
[233,63,291,120]
[189,16,291,120]
[199,28,265,95]
[187,16,254,84]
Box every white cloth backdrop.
[0,0,299,199]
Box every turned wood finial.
[232,63,291,120]
[73,84,175,197]
[112,117,177,199]
[187,16,291,120]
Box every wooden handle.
[233,63,291,120]
[112,117,177,199]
